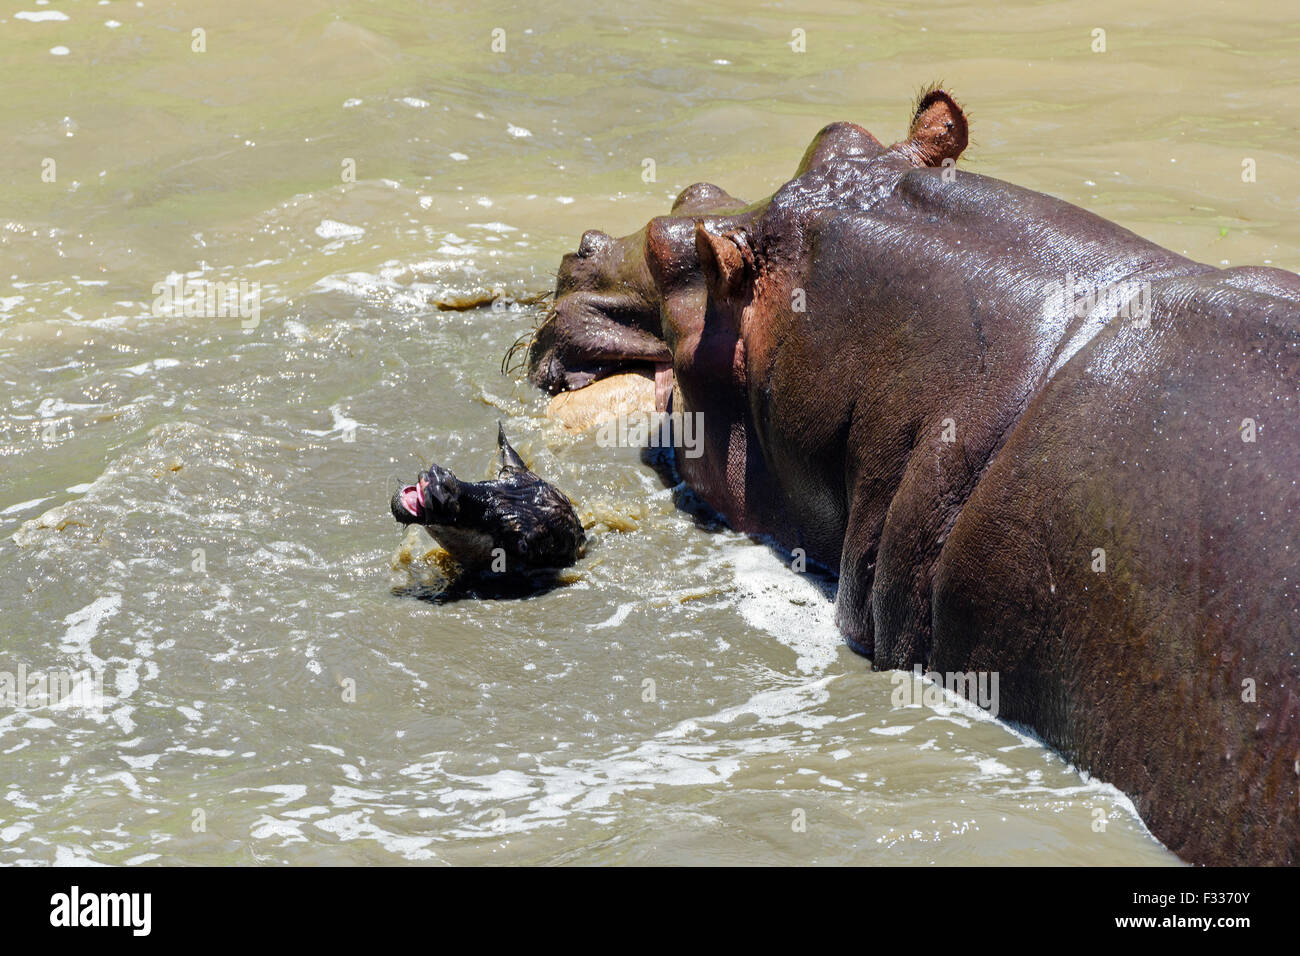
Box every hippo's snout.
[524,222,673,395]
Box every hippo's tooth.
[654,362,675,413]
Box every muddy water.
[2,0,1295,865]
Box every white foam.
[592,603,634,630]
[724,540,841,675]
[250,815,308,844]
[122,357,180,376]
[975,757,1014,777]
[414,671,846,842]
[303,403,360,438]
[0,823,33,842]
[53,846,107,866]
[233,784,308,806]
[37,397,102,417]
[869,724,913,736]
[314,219,365,240]
[58,594,121,669]
[1,496,52,516]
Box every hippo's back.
[929,269,1300,864]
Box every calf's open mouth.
[397,477,428,520]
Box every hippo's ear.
[899,87,968,167]
[694,222,754,299]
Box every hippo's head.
[519,115,904,399]
[519,90,964,409]
[519,88,967,524]
[520,181,750,399]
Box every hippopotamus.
[522,89,1300,866]
[391,424,584,572]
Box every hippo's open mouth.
[563,358,675,407]
[523,289,677,427]
[544,360,676,432]
[517,221,689,425]
[525,307,673,399]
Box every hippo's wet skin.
[392,424,584,572]
[524,89,1300,865]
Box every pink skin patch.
[399,476,428,517]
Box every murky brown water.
[2,0,1295,865]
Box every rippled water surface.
[3,0,1297,865]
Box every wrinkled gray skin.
[526,90,1300,865]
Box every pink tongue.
[400,479,426,517]
[654,362,674,412]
